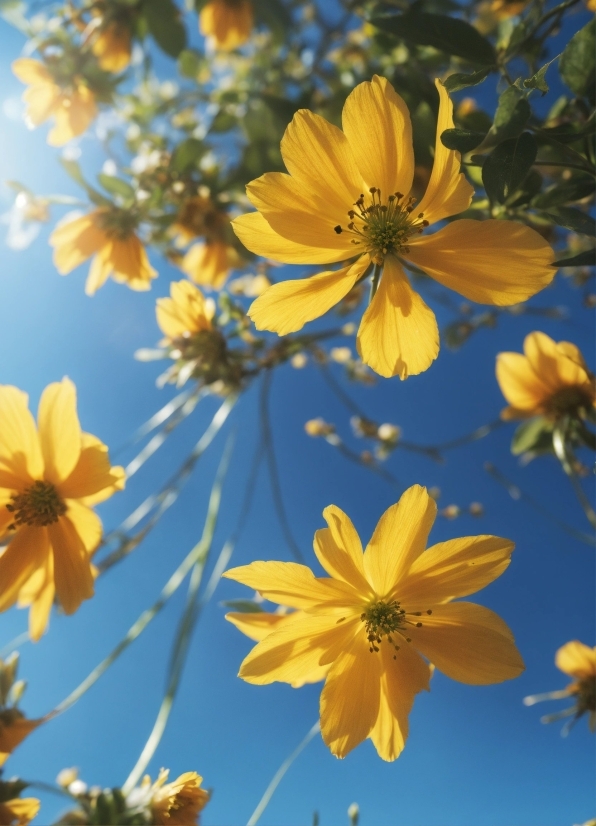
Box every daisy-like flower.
[199,0,253,51]
[50,209,157,295]
[524,641,596,733]
[12,59,97,147]
[156,280,216,344]
[496,332,595,421]
[233,76,555,379]
[0,785,40,826]
[174,198,242,290]
[0,379,125,640]
[133,770,208,825]
[224,484,524,760]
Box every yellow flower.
[496,331,595,420]
[0,379,125,640]
[50,209,157,295]
[490,0,530,18]
[91,19,132,73]
[156,280,216,343]
[12,59,97,147]
[0,794,40,826]
[233,76,554,379]
[224,484,524,760]
[148,769,209,825]
[0,712,41,766]
[199,0,253,51]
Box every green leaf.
[482,132,537,204]
[542,207,595,237]
[440,128,486,153]
[170,138,206,172]
[490,86,531,142]
[523,55,559,95]
[60,159,111,207]
[370,10,496,65]
[220,600,265,614]
[253,0,291,42]
[443,67,492,93]
[533,176,595,209]
[560,18,595,103]
[539,122,596,145]
[553,249,596,268]
[178,48,203,79]
[210,109,237,133]
[511,417,554,456]
[97,174,135,201]
[143,0,187,58]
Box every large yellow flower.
[50,209,157,295]
[224,484,524,760]
[0,379,125,640]
[12,59,97,147]
[148,770,209,825]
[233,76,555,379]
[199,0,253,51]
[156,280,215,344]
[496,331,595,420]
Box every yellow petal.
[50,213,105,275]
[363,485,437,596]
[555,640,596,679]
[22,83,59,127]
[320,632,382,758]
[223,561,358,609]
[0,386,43,482]
[37,378,81,484]
[416,80,474,225]
[398,535,515,608]
[357,256,439,379]
[108,235,157,290]
[180,241,232,289]
[409,601,525,685]
[524,331,591,391]
[248,255,369,336]
[85,244,113,295]
[407,219,555,305]
[18,554,54,642]
[0,716,41,766]
[232,212,350,265]
[369,643,431,762]
[1,796,41,825]
[225,610,289,642]
[342,75,414,199]
[59,432,124,500]
[0,526,50,612]
[496,351,550,412]
[12,58,52,85]
[47,86,97,146]
[48,516,94,615]
[200,0,253,50]
[314,505,372,593]
[65,500,102,554]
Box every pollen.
[361,600,432,656]
[7,480,67,528]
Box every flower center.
[545,386,594,418]
[97,208,138,241]
[361,599,432,658]
[574,675,596,717]
[334,188,428,265]
[6,481,66,529]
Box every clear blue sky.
[0,6,594,825]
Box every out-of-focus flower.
[89,6,133,73]
[12,59,97,146]
[227,273,271,297]
[200,0,253,51]
[0,653,42,765]
[0,783,40,826]
[181,242,242,290]
[490,0,530,18]
[290,353,308,369]
[132,770,209,825]
[1,191,49,251]
[0,379,125,639]
[524,641,596,733]
[330,347,352,364]
[156,280,216,343]
[496,332,595,421]
[50,209,157,295]
[56,768,79,789]
[234,76,554,378]
[304,418,335,437]
[224,485,524,760]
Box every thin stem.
[0,632,30,659]
[552,421,596,530]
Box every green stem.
[369,263,381,302]
[552,420,596,530]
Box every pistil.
[361,599,432,658]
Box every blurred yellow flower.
[224,484,524,760]
[496,331,595,420]
[234,76,554,379]
[148,769,209,825]
[199,0,253,51]
[156,280,216,343]
[0,379,125,640]
[0,793,40,826]
[50,209,157,295]
[0,713,41,767]
[91,19,132,73]
[12,59,97,147]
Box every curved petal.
[369,643,431,762]
[181,241,232,289]
[109,235,157,290]
[47,86,97,146]
[37,378,81,485]
[555,640,596,679]
[416,80,474,225]
[281,109,363,215]
[1,797,40,824]
[314,505,371,593]
[12,58,52,85]
[48,517,94,615]
[407,219,555,305]
[232,212,350,265]
[59,432,124,500]
[320,631,382,758]
[223,561,359,609]
[409,602,525,685]
[0,527,50,612]
[50,213,105,275]
[65,500,102,554]
[363,485,437,597]
[524,331,591,392]
[238,612,358,686]
[496,351,551,412]
[342,75,414,199]
[226,610,290,642]
[85,244,113,296]
[248,255,369,336]
[18,555,54,642]
[398,535,514,608]
[356,257,439,379]
[22,83,59,127]
[0,716,41,765]
[0,386,43,482]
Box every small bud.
[428,486,441,501]
[341,322,356,335]
[57,768,79,788]
[304,418,335,437]
[291,353,308,369]
[441,504,461,520]
[377,423,400,443]
[468,502,484,517]
[330,347,352,364]
[348,803,359,825]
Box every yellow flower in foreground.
[156,280,215,343]
[50,209,157,295]
[199,0,253,51]
[12,59,97,147]
[496,331,595,420]
[91,19,132,73]
[0,791,40,826]
[224,484,524,760]
[148,770,209,825]
[0,379,125,640]
[234,76,555,379]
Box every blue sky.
[0,5,594,825]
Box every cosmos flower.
[224,485,524,760]
[156,280,216,343]
[496,332,595,421]
[0,379,125,639]
[233,76,555,378]
[12,59,97,147]
[199,0,253,51]
[50,209,157,295]
[135,770,209,825]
